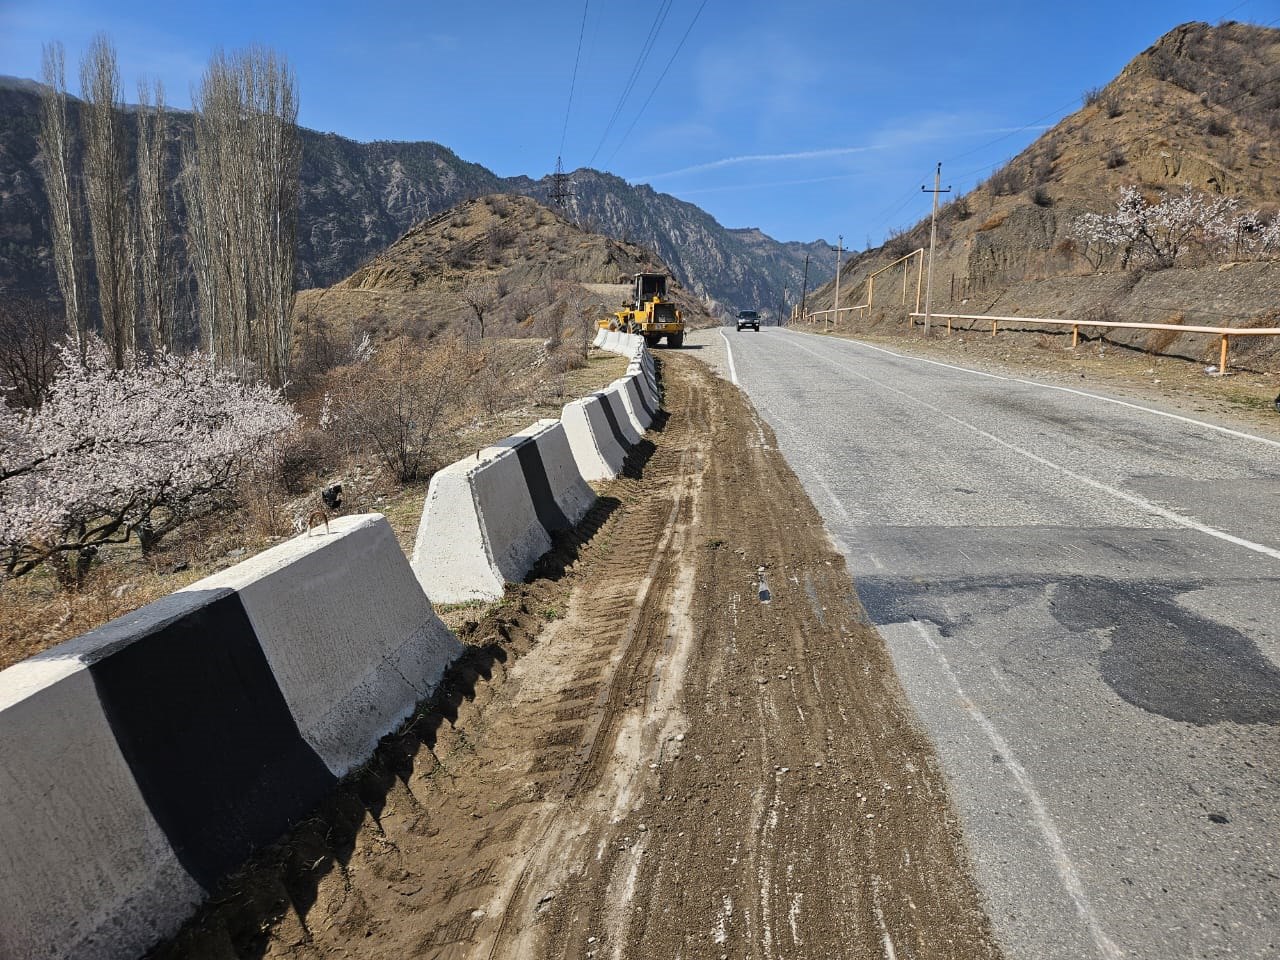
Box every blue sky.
[2,0,1276,247]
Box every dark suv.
[736,309,760,331]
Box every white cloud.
[638,144,882,181]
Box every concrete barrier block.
[614,374,655,431]
[413,420,597,604]
[520,419,597,524]
[592,327,607,349]
[0,649,203,960]
[562,394,628,481]
[193,515,461,778]
[597,383,642,446]
[413,445,541,604]
[1,519,463,959]
[628,359,658,401]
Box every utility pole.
[922,162,950,338]
[833,235,843,327]
[799,254,810,321]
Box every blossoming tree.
[0,339,296,585]
[1072,186,1280,270]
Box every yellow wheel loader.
[599,273,685,347]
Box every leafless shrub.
[446,241,472,269]
[1104,147,1127,169]
[328,338,475,483]
[882,228,913,259]
[986,163,1024,196]
[1030,186,1053,207]
[486,223,516,264]
[459,280,496,338]
[0,298,65,408]
[1083,86,1102,107]
[943,196,972,222]
[1206,116,1230,136]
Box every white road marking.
[720,328,740,385]
[789,329,1280,449]
[910,619,1124,960]
[782,335,1280,563]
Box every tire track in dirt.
[147,354,1001,960]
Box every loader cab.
[634,273,668,307]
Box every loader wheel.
[668,333,684,348]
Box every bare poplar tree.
[38,42,90,359]
[245,47,301,386]
[80,34,136,368]
[186,47,300,385]
[136,78,174,352]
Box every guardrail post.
[947,315,952,335]
[991,319,998,337]
[1220,334,1229,374]
[1072,325,1079,348]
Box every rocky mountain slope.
[0,76,830,316]
[509,168,831,314]
[807,20,1280,350]
[293,193,712,347]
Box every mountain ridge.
[0,75,832,318]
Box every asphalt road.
[688,325,1280,960]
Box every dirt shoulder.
[148,352,1002,959]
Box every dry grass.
[976,212,1008,232]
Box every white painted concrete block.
[613,374,653,431]
[562,395,628,481]
[196,515,462,777]
[0,637,203,960]
[598,383,642,446]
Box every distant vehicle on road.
[736,310,760,332]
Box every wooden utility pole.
[922,163,950,338]
[799,254,810,321]
[833,235,843,327]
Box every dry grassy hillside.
[293,193,712,354]
[809,21,1280,368]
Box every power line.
[942,97,1083,166]
[558,0,592,159]
[587,0,675,167]
[603,0,711,169]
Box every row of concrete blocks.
[409,331,659,603]
[0,334,660,960]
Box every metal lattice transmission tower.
[548,155,575,210]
